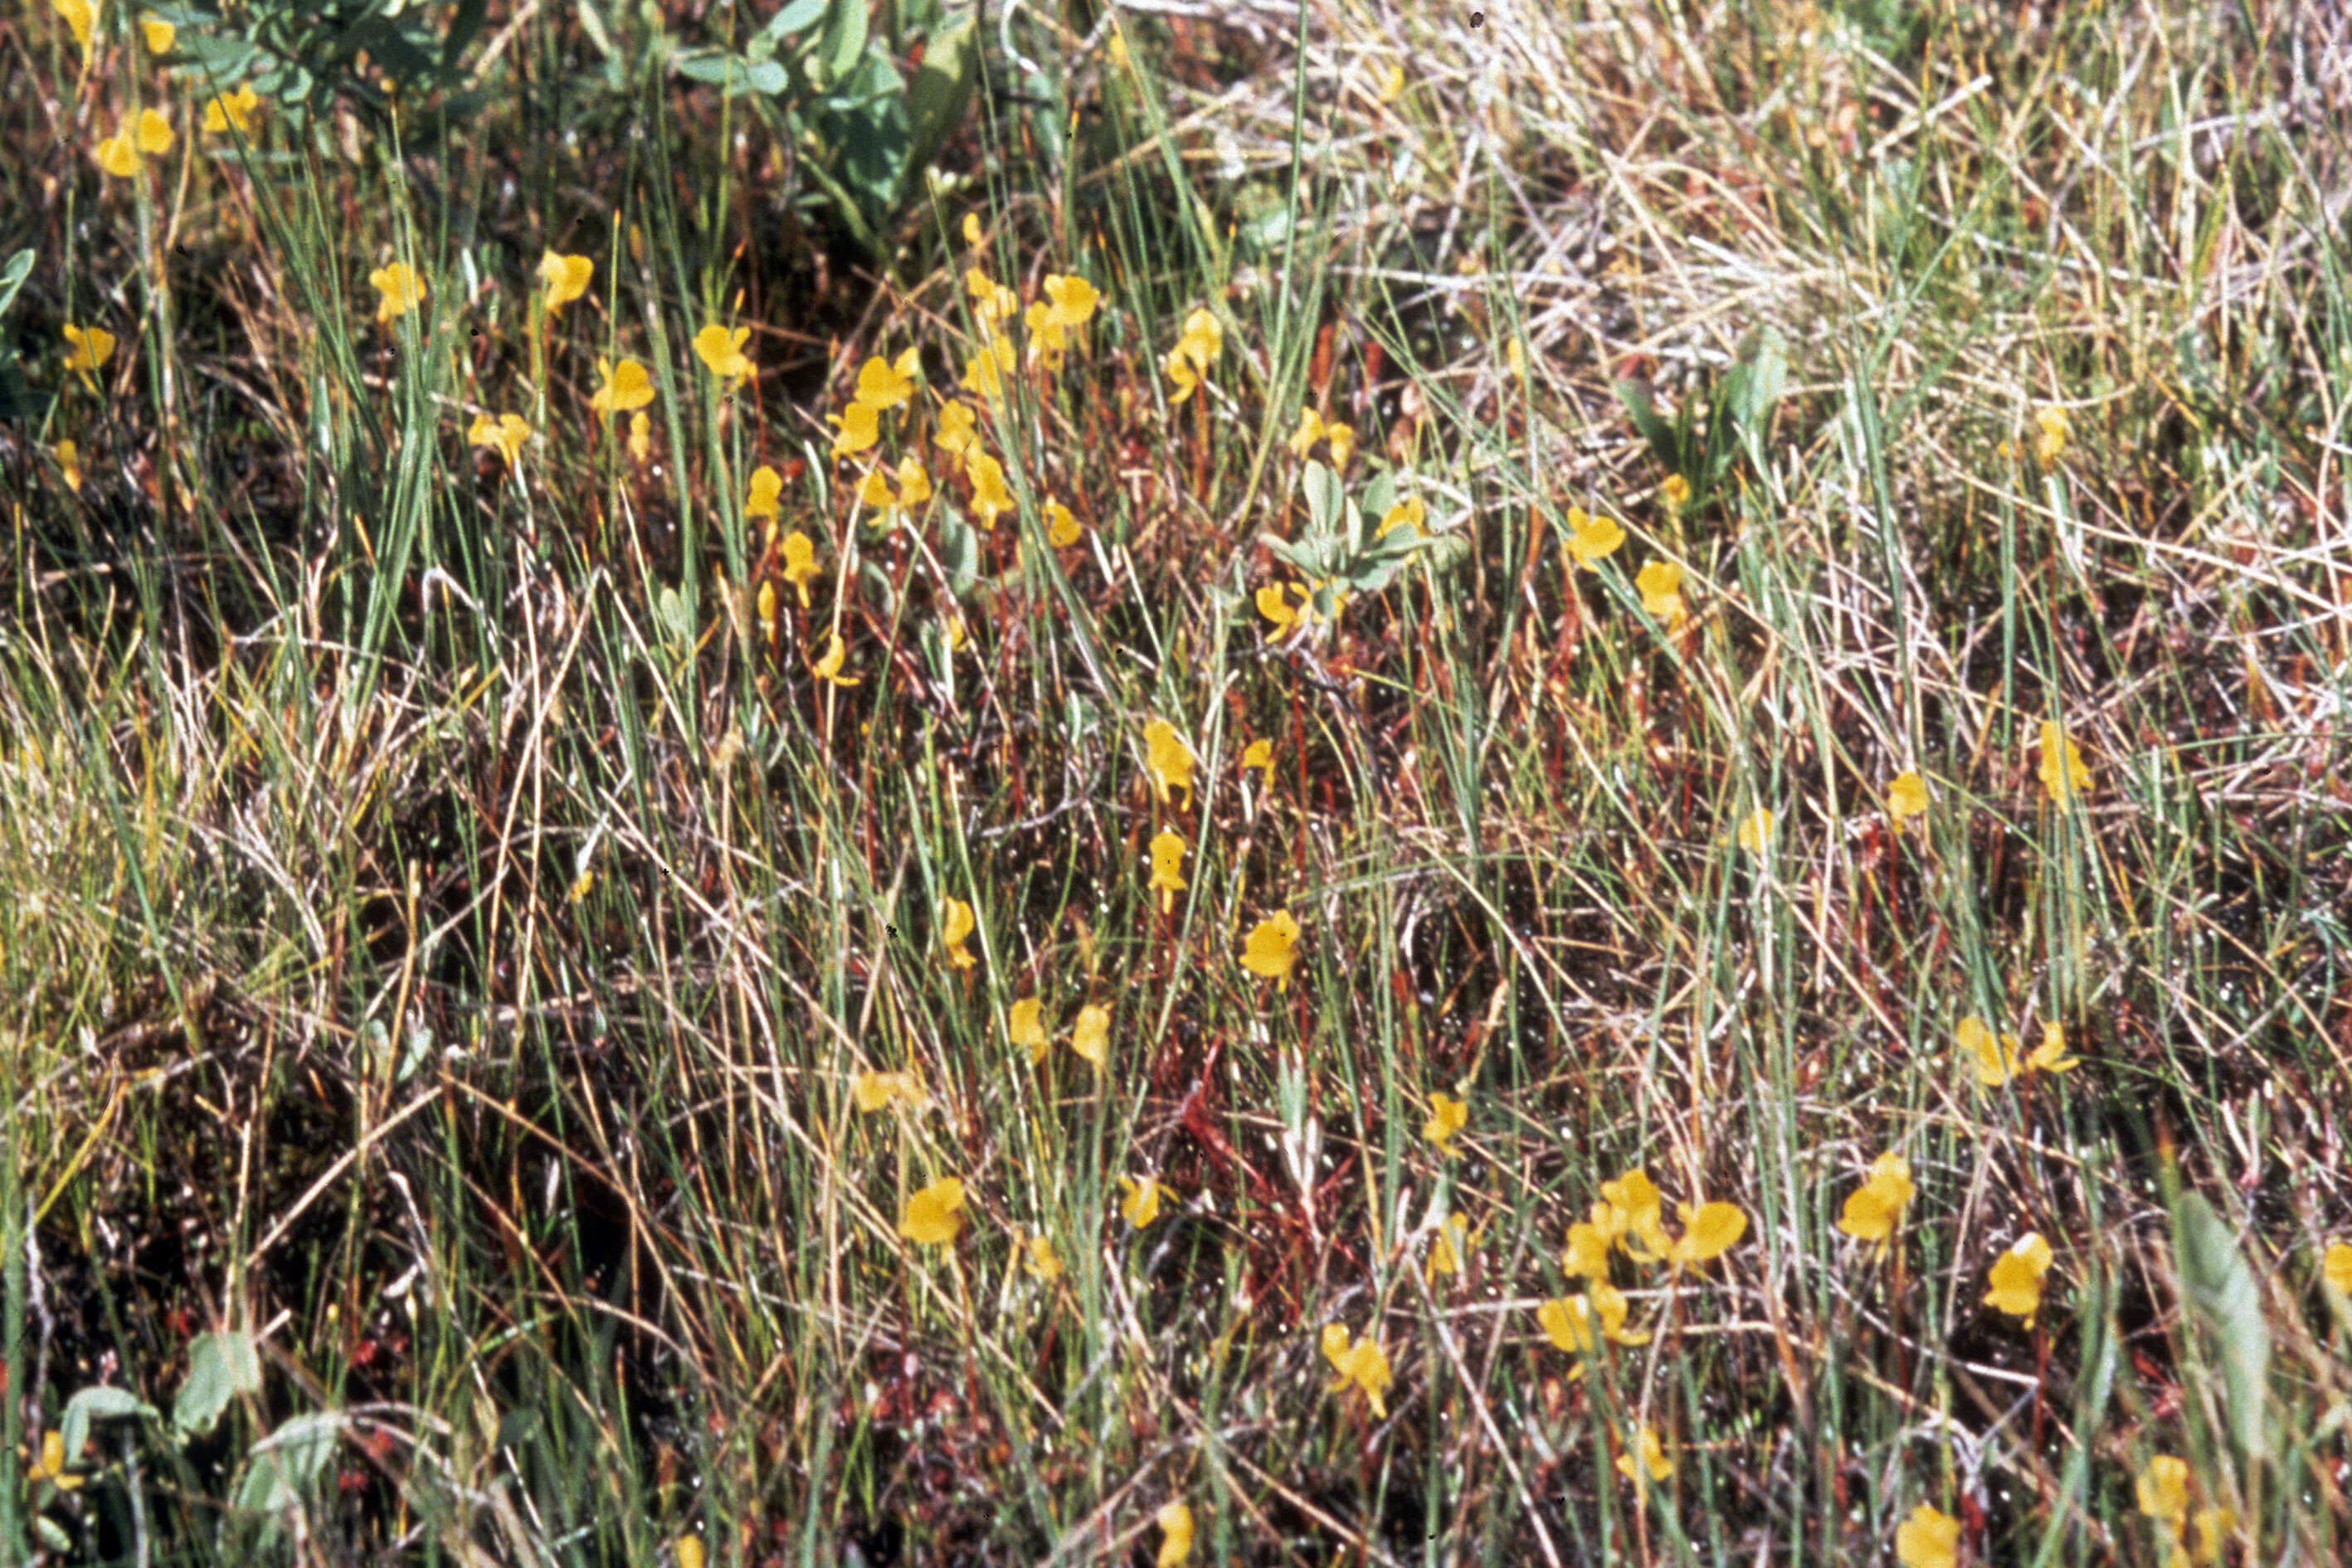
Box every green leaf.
[0,248,34,320]
[760,0,831,45]
[938,511,978,595]
[232,1412,343,1517]
[815,0,867,85]
[1300,460,1342,539]
[904,12,976,173]
[61,1385,154,1471]
[0,358,50,422]
[175,1331,264,1439]
[1613,379,1678,468]
[2175,1191,2272,1464]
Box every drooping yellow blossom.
[1023,1232,1062,1281]
[1009,997,1049,1064]
[1118,1175,1163,1228]
[2325,1240,2352,1294]
[1142,719,1195,806]
[2038,719,2091,803]
[1427,1211,1470,1283]
[744,464,783,519]
[938,897,976,970]
[203,84,262,135]
[1614,1427,1673,1500]
[854,348,920,411]
[1319,1323,1391,1418]
[1598,1169,1669,1259]
[933,399,981,458]
[538,251,593,313]
[1287,408,1355,468]
[774,533,818,606]
[1240,912,1302,989]
[1044,499,1083,548]
[628,411,652,462]
[54,0,95,63]
[1887,771,1930,824]
[1894,1504,1959,1568]
[55,441,82,494]
[961,334,1015,402]
[693,324,753,381]
[756,580,778,637]
[830,400,879,456]
[1153,1500,1194,1568]
[810,631,858,686]
[2033,406,2069,469]
[140,15,173,52]
[1659,473,1692,509]
[62,324,114,377]
[1256,583,1307,635]
[469,411,531,467]
[1984,1230,2054,1327]
[1736,807,1774,855]
[1240,738,1276,789]
[1668,1201,1747,1268]
[1042,273,1101,330]
[894,456,932,505]
[1071,1003,1108,1068]
[898,1177,965,1245]
[1378,495,1425,538]
[1147,830,1186,913]
[1635,559,1687,631]
[1563,1221,1611,1280]
[2136,1455,2189,1527]
[1564,506,1624,568]
[966,450,1014,528]
[1836,1152,1915,1249]
[368,261,425,325]
[590,357,655,415]
[851,1070,927,1113]
[1423,1091,1467,1155]
[1024,299,1069,367]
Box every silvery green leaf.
[175,1331,263,1439]
[2175,1191,2272,1464]
[1301,460,1342,539]
[61,1386,153,1472]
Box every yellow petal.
[1142,718,1195,806]
[134,107,173,155]
[897,1176,966,1245]
[1670,1201,1746,1266]
[1887,770,1931,823]
[2325,1240,2352,1295]
[142,16,174,52]
[1153,1501,1194,1568]
[96,136,141,178]
[1118,1175,1162,1228]
[1536,1296,1591,1355]
[1239,912,1301,986]
[538,251,593,312]
[1008,997,1049,1064]
[1070,1003,1108,1068]
[938,896,976,969]
[1564,506,1625,567]
[1023,1233,1062,1281]
[2136,1454,2189,1525]
[1423,1091,1467,1153]
[1894,1504,1960,1568]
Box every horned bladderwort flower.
[468,412,530,467]
[1147,830,1186,913]
[1070,1004,1108,1069]
[897,1177,965,1245]
[1239,912,1301,990]
[1423,1092,1467,1156]
[1118,1175,1163,1228]
[538,252,592,314]
[1836,1152,1916,1256]
[589,358,654,416]
[2038,718,2092,802]
[95,108,173,178]
[1984,1230,2054,1327]
[1319,1323,1391,1418]
[1635,559,1687,631]
[1887,770,1930,825]
[1563,506,1624,568]
[202,84,261,135]
[1142,719,1195,806]
[1008,996,1049,1064]
[692,324,752,382]
[938,898,976,970]
[368,261,424,325]
[1895,1504,1959,1568]
[850,1070,926,1113]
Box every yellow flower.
[1590,1279,1649,1344]
[140,15,173,52]
[1240,912,1301,989]
[2024,1021,2078,1074]
[895,456,932,505]
[1887,771,1930,824]
[1659,473,1691,509]
[469,411,531,466]
[1165,344,1204,402]
[693,324,752,381]
[1960,1015,2023,1088]
[1599,1169,1669,1259]
[961,334,1015,402]
[98,108,172,178]
[2190,1506,2234,1566]
[856,469,896,509]
[2325,1240,2352,1294]
[54,0,95,62]
[1984,1230,2054,1327]
[939,896,976,970]
[1379,59,1405,103]
[1176,308,1221,367]
[1071,1003,1108,1068]
[965,269,1019,328]
[1142,719,1195,806]
[538,251,593,313]
[1044,499,1083,548]
[934,399,981,458]
[628,411,652,463]
[2033,406,2068,469]
[830,400,879,456]
[1378,495,1425,538]
[62,324,114,376]
[590,357,654,415]
[368,260,424,325]
[1736,807,1774,855]
[898,1176,965,1246]
[1837,1152,1916,1249]
[1023,1232,1062,1281]
[854,348,920,411]
[1635,559,1687,630]
[745,464,783,519]
[967,450,1014,528]
[1894,1503,1959,1568]
[1255,583,1306,635]
[779,532,818,604]
[1118,1175,1163,1228]
[1562,1221,1611,1280]
[202,85,261,135]
[1042,273,1101,330]
[1008,997,1049,1064]
[24,1427,84,1493]
[1563,506,1625,568]
[1427,1211,1470,1283]
[1423,1091,1467,1155]
[1287,408,1353,466]
[1024,299,1069,365]
[962,212,983,247]
[2136,1454,2189,1527]
[678,1538,704,1568]
[1668,1200,1747,1267]
[1614,1427,1673,1500]
[757,580,777,636]
[1147,830,1186,913]
[55,440,82,494]
[1240,738,1275,789]
[1537,1297,1592,1355]
[810,631,859,686]
[2038,719,2091,803]
[1154,1500,1193,1568]
[851,1070,926,1113]
[1319,1323,1391,1418]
